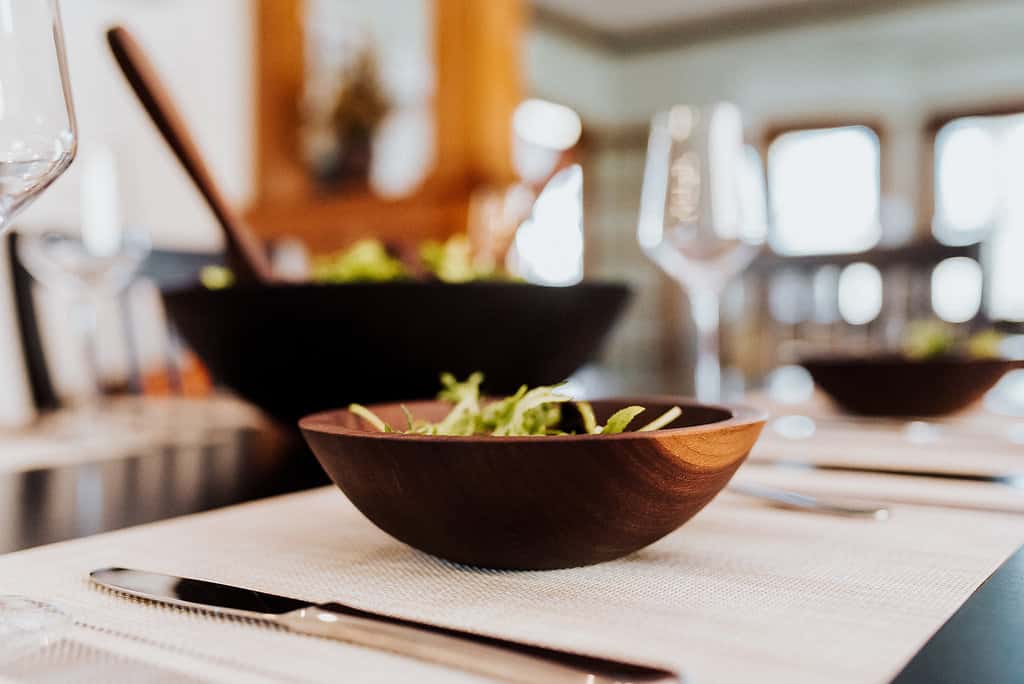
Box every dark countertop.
[0,401,326,555]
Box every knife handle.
[280,603,680,684]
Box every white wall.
[18,0,254,252]
[530,1,1024,226]
[525,1,1024,386]
[526,28,623,127]
[529,2,1024,129]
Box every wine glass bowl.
[0,0,78,649]
[16,138,149,404]
[16,209,150,406]
[0,0,77,233]
[17,227,149,298]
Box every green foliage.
[420,235,495,283]
[349,373,681,437]
[601,406,646,434]
[903,320,1004,361]
[311,239,408,283]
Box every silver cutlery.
[728,483,890,520]
[748,458,1024,485]
[89,567,680,684]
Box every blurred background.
[2,0,1023,422]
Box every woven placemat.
[748,395,1024,478]
[0,486,1021,683]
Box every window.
[931,256,983,323]
[766,125,881,256]
[934,114,1024,321]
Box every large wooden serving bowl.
[162,281,629,425]
[801,355,1023,417]
[300,398,766,570]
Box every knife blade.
[749,459,1024,485]
[90,568,680,684]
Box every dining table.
[0,388,1022,683]
[0,395,323,555]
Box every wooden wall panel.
[251,0,309,206]
[247,0,525,252]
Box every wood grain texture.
[251,0,310,207]
[802,355,1024,417]
[106,27,275,284]
[300,398,766,570]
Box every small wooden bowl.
[801,355,1023,417]
[300,398,766,570]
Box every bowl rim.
[299,395,767,444]
[799,353,1023,369]
[163,279,633,297]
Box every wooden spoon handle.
[106,26,275,284]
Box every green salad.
[903,321,1004,361]
[350,373,682,437]
[311,239,407,283]
[419,235,500,283]
[201,235,511,288]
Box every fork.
[729,483,890,520]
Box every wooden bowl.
[801,355,1023,417]
[300,398,766,570]
[162,281,629,425]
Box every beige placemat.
[749,407,1024,478]
[734,463,1024,513]
[0,487,1022,684]
[0,396,270,475]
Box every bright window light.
[992,123,1024,321]
[934,113,1024,322]
[513,99,582,151]
[512,99,582,183]
[512,165,584,286]
[989,227,1024,321]
[934,123,997,242]
[768,125,881,256]
[838,262,883,325]
[739,146,768,245]
[931,257,983,323]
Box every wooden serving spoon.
[106,26,276,284]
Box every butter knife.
[90,567,680,684]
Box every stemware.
[638,103,766,401]
[0,0,77,659]
[17,143,150,399]
[0,0,77,234]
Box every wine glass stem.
[75,297,103,399]
[689,288,722,403]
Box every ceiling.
[531,0,951,51]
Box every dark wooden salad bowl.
[300,397,766,570]
[162,281,630,425]
[801,354,1023,417]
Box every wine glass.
[638,103,766,401]
[17,143,150,401]
[0,0,77,657]
[0,0,77,234]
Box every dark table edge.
[892,542,1024,683]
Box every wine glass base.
[0,597,72,663]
